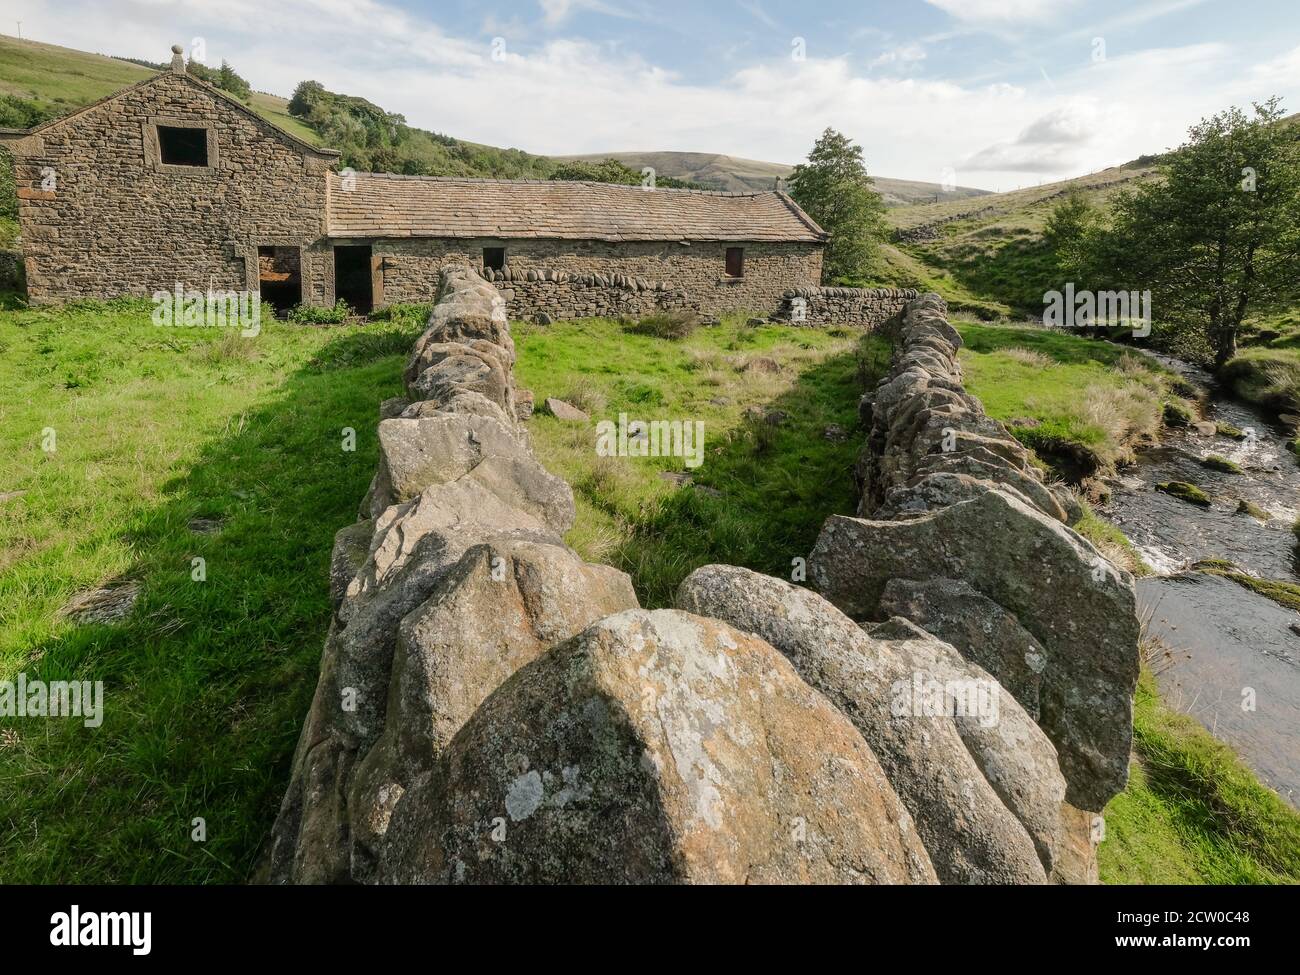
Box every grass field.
[3,300,1294,883]
[0,300,417,882]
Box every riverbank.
[959,321,1300,867]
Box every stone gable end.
[10,72,331,304]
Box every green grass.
[0,299,424,882]
[955,323,1176,478]
[1,301,1293,885]
[513,316,888,607]
[1100,669,1300,884]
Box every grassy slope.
[955,322,1176,476]
[551,150,992,203]
[871,163,1156,318]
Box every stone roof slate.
[326,172,827,243]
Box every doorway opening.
[334,245,373,314]
[257,246,302,316]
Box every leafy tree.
[1092,98,1300,367]
[1043,189,1099,280]
[216,61,252,101]
[787,128,888,282]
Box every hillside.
[870,161,1160,318]
[553,149,994,204]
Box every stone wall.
[482,265,697,321]
[807,293,1142,878]
[270,274,1135,885]
[365,237,821,316]
[9,71,333,306]
[774,286,918,328]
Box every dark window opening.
[334,245,374,315]
[157,125,208,167]
[258,245,301,316]
[725,246,744,278]
[483,247,506,271]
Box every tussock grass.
[1003,346,1053,368]
[1221,349,1300,415]
[956,322,1174,478]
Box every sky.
[5,0,1300,190]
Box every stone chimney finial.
[170,44,186,74]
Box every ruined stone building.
[2,47,826,316]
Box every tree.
[1094,98,1300,367]
[787,128,888,282]
[1043,189,1098,280]
[216,61,252,101]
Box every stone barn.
[2,47,826,317]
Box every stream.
[1099,353,1300,805]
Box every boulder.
[809,488,1140,811]
[371,414,527,513]
[676,564,1048,883]
[869,616,1066,876]
[544,397,590,422]
[346,539,638,878]
[879,577,1046,719]
[379,609,938,885]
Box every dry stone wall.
[808,294,1140,854]
[774,286,919,328]
[479,265,698,321]
[270,275,1135,884]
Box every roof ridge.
[332,171,769,197]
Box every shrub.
[624,310,701,340]
[287,299,353,324]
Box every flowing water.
[1099,353,1300,805]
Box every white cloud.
[964,102,1101,172]
[14,1,1300,191]
[870,44,927,70]
[923,0,1077,23]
